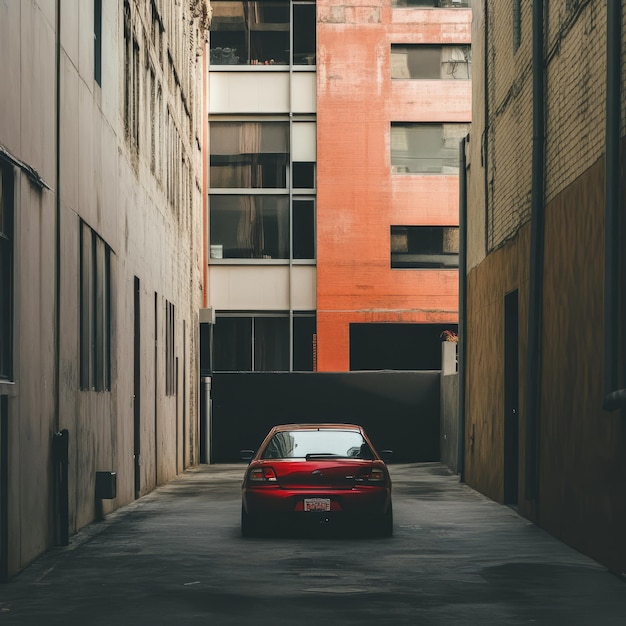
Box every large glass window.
[0,161,13,381]
[213,312,315,371]
[390,225,459,269]
[210,195,290,259]
[292,198,315,259]
[210,1,316,66]
[391,44,471,79]
[391,123,470,174]
[210,122,289,188]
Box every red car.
[240,423,393,537]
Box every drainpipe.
[458,136,468,481]
[603,0,626,411]
[482,0,489,256]
[54,1,61,435]
[53,0,69,546]
[524,0,545,501]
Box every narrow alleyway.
[0,463,624,625]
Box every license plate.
[304,498,331,512]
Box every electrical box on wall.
[95,471,117,500]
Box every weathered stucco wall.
[0,0,207,577]
[316,1,471,371]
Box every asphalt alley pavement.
[0,463,625,625]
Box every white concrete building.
[0,0,209,578]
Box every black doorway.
[504,290,519,506]
[0,396,7,582]
[133,277,141,499]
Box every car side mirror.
[240,449,255,462]
[380,450,394,463]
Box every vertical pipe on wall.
[53,0,68,546]
[524,0,545,501]
[54,2,61,434]
[603,0,626,411]
[482,0,490,256]
[458,136,468,481]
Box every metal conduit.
[603,0,626,412]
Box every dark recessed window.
[292,199,315,260]
[513,0,521,52]
[94,0,102,85]
[293,313,316,371]
[292,162,315,188]
[391,225,459,269]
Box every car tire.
[376,503,393,538]
[241,506,257,537]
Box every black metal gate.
[209,371,440,463]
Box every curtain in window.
[441,46,471,79]
[236,123,264,257]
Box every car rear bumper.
[243,485,391,516]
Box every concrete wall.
[315,1,471,371]
[210,371,441,464]
[440,341,459,473]
[465,0,626,574]
[0,0,208,577]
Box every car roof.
[269,423,362,432]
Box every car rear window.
[261,429,374,460]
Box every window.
[391,123,470,174]
[213,312,315,371]
[391,45,471,79]
[80,222,112,391]
[513,0,521,52]
[210,195,290,259]
[209,118,316,261]
[391,225,459,269]
[261,429,370,459]
[210,195,315,260]
[210,122,289,188]
[0,161,14,381]
[292,198,315,259]
[392,0,470,7]
[123,1,140,148]
[210,1,316,66]
[293,312,316,370]
[94,0,102,85]
[292,162,315,188]
[165,301,175,395]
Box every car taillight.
[249,467,277,482]
[369,468,385,482]
[356,467,386,483]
